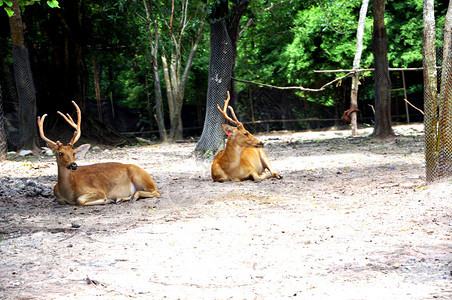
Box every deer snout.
[255,141,264,148]
[67,163,78,170]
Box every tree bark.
[162,55,174,124]
[423,0,438,181]
[0,85,7,160]
[93,56,103,122]
[9,0,39,150]
[349,0,369,136]
[372,0,394,138]
[438,2,452,177]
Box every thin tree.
[348,0,369,136]
[372,0,394,138]
[423,0,452,181]
[139,0,167,142]
[161,0,206,141]
[0,85,6,160]
[438,2,452,178]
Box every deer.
[211,91,282,182]
[37,101,161,206]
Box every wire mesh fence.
[12,45,38,150]
[0,46,38,156]
[424,41,452,181]
[195,21,234,154]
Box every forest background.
[0,0,449,151]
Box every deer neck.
[56,163,76,192]
[222,138,243,169]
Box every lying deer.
[37,101,161,205]
[211,92,282,182]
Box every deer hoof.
[130,197,138,202]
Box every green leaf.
[47,0,59,8]
[4,6,13,17]
[4,0,12,6]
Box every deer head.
[37,101,90,170]
[217,91,263,149]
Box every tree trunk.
[162,55,175,123]
[168,19,206,141]
[143,0,167,142]
[165,53,183,140]
[0,85,7,160]
[225,0,250,100]
[423,0,438,181]
[150,51,167,142]
[9,0,39,150]
[93,56,103,122]
[372,0,394,138]
[348,0,369,136]
[195,0,250,155]
[438,2,452,177]
[194,21,234,155]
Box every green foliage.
[235,0,448,115]
[3,0,450,136]
[46,0,58,8]
[1,0,13,17]
[1,0,59,17]
[237,0,372,88]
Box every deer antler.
[217,91,242,126]
[37,114,60,148]
[57,101,82,146]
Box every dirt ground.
[0,124,451,299]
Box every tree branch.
[232,72,353,92]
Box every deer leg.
[211,163,230,182]
[76,193,111,206]
[130,190,161,202]
[112,196,131,204]
[259,150,282,179]
[129,172,162,201]
[250,171,271,181]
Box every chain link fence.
[12,45,38,150]
[195,21,234,154]
[0,46,38,156]
[424,41,452,181]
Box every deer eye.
[58,152,63,156]
[244,132,248,136]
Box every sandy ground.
[0,124,451,299]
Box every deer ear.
[222,124,234,136]
[74,144,91,158]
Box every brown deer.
[37,101,161,205]
[211,92,282,182]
